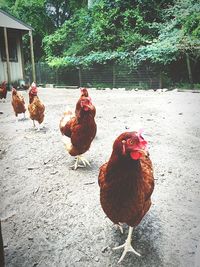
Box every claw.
[118,224,124,234]
[70,155,91,170]
[113,226,141,263]
[114,223,123,234]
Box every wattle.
[130,151,142,160]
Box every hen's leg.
[71,155,91,170]
[38,122,44,130]
[78,155,90,167]
[33,120,36,128]
[36,123,42,131]
[113,226,141,263]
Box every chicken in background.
[75,88,96,117]
[11,88,26,121]
[28,82,45,130]
[60,88,97,170]
[21,83,30,91]
[16,79,30,91]
[0,81,7,102]
[98,130,154,263]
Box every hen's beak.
[135,148,148,156]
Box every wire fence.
[25,62,160,89]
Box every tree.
[88,0,94,8]
[44,0,163,60]
[0,0,55,61]
[132,0,200,84]
[46,0,87,27]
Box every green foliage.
[164,0,200,53]
[44,0,163,66]
[48,51,132,68]
[0,0,88,62]
[133,25,181,65]
[46,0,87,27]
[0,0,55,61]
[11,0,54,36]
[1,0,200,74]
[45,0,200,69]
[131,0,200,66]
[43,8,92,58]
[172,83,200,89]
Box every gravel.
[0,87,200,267]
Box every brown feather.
[0,82,7,99]
[28,96,45,124]
[99,132,154,227]
[60,91,97,157]
[11,89,26,116]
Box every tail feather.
[60,107,74,128]
[62,135,73,153]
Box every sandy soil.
[0,88,200,267]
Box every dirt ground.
[0,87,200,267]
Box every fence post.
[113,65,116,88]
[186,53,193,88]
[3,27,11,86]
[159,71,162,89]
[29,30,36,83]
[78,68,82,87]
[37,62,42,84]
[55,68,58,85]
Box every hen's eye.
[129,140,133,145]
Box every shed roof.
[0,9,33,32]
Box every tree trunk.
[186,53,193,88]
[55,3,60,27]
[29,30,36,83]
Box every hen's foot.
[114,223,123,234]
[113,227,141,263]
[36,124,44,131]
[70,155,91,170]
[117,223,124,234]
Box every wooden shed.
[0,9,35,85]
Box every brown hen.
[11,88,26,120]
[98,130,154,263]
[28,82,45,130]
[60,88,97,169]
[0,81,7,101]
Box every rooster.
[98,130,154,263]
[60,88,97,170]
[11,88,26,120]
[28,82,45,130]
[0,81,7,102]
